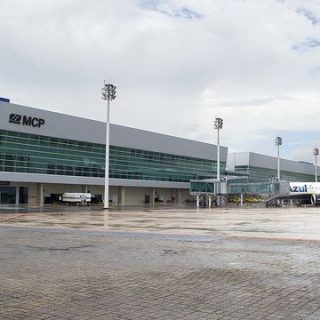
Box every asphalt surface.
[1,206,320,319]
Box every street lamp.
[275,136,283,182]
[214,116,223,205]
[214,116,223,181]
[102,81,116,209]
[314,148,319,182]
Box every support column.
[120,186,126,205]
[196,195,200,208]
[208,195,212,208]
[15,186,19,206]
[177,189,182,204]
[39,183,44,207]
[81,185,88,193]
[151,188,156,205]
[240,193,243,207]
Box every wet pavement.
[1,205,320,240]
[2,206,320,319]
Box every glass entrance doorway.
[0,187,16,205]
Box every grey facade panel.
[0,172,190,189]
[0,101,227,161]
[109,179,189,189]
[228,152,315,175]
[0,172,103,185]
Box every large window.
[235,165,314,182]
[0,130,224,182]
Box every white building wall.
[123,187,150,205]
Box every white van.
[62,193,91,205]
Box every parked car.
[266,199,282,208]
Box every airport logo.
[9,113,45,128]
[9,113,22,124]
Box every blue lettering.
[290,185,308,192]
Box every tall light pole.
[314,148,319,182]
[214,116,223,205]
[102,81,116,209]
[214,116,223,181]
[275,136,283,182]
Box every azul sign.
[9,113,45,128]
[290,184,308,193]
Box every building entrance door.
[19,187,28,204]
[0,187,16,205]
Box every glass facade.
[235,165,315,183]
[0,186,16,204]
[228,182,274,194]
[0,130,224,183]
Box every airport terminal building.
[228,152,317,183]
[0,100,228,206]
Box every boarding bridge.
[189,180,215,195]
[228,181,290,195]
[190,180,290,196]
[189,179,291,207]
[189,180,228,207]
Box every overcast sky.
[1,0,320,163]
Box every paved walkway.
[2,207,320,319]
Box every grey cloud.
[212,98,276,108]
[310,66,320,74]
[296,8,319,25]
[292,37,320,51]
[138,0,202,19]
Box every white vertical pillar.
[240,193,243,207]
[217,127,220,182]
[275,137,282,182]
[15,186,19,206]
[277,144,280,181]
[214,117,223,206]
[104,98,110,209]
[315,154,318,182]
[151,188,156,205]
[39,183,44,207]
[208,195,212,208]
[120,186,126,205]
[196,195,200,208]
[177,189,182,204]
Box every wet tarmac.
[3,205,320,319]
[1,205,320,241]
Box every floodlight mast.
[214,116,223,205]
[102,81,116,209]
[275,136,283,181]
[214,117,223,181]
[314,148,319,182]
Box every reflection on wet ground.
[1,205,320,240]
